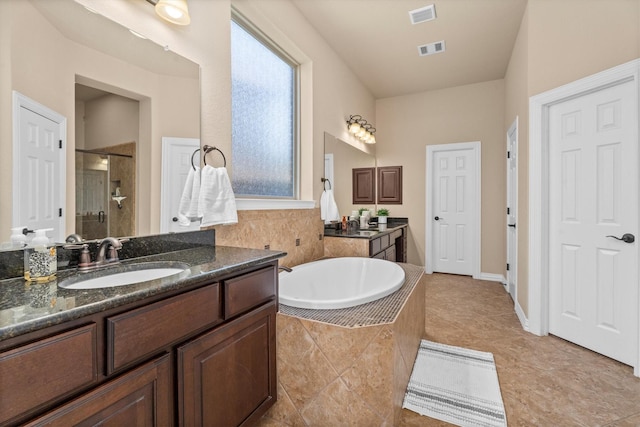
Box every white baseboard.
[476,272,506,284]
[515,299,529,332]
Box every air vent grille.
[409,5,436,25]
[418,40,445,56]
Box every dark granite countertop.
[324,221,407,240]
[0,240,285,341]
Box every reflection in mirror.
[323,132,376,220]
[4,0,200,245]
[75,85,138,239]
[76,149,135,240]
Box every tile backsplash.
[207,208,324,268]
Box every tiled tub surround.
[0,230,286,340]
[209,208,324,268]
[259,263,425,426]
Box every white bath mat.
[403,340,507,427]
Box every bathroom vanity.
[323,219,408,261]
[0,230,285,426]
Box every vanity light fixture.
[347,115,376,144]
[154,0,191,26]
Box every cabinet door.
[25,354,172,427]
[178,302,277,427]
[377,166,403,204]
[352,167,375,204]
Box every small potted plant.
[377,208,389,224]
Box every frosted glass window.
[231,19,297,198]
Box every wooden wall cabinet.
[377,166,403,204]
[352,167,376,204]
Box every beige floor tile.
[399,273,640,427]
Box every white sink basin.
[58,262,189,290]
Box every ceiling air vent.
[409,5,436,25]
[418,40,445,56]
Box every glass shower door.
[75,151,109,239]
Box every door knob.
[434,216,442,221]
[172,217,179,222]
[508,223,516,228]
[606,233,635,243]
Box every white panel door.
[549,80,637,365]
[160,137,201,233]
[432,148,476,275]
[14,104,64,242]
[506,120,518,298]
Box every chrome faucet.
[63,237,128,271]
[347,220,359,232]
[96,237,125,264]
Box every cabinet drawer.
[0,324,98,425]
[380,234,390,250]
[371,234,391,255]
[224,266,276,319]
[107,284,221,374]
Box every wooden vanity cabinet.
[370,228,406,262]
[0,324,98,426]
[1,261,278,427]
[25,354,173,427]
[178,301,277,427]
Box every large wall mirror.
[323,132,376,220]
[4,0,200,244]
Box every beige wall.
[504,0,640,317]
[376,80,506,270]
[1,0,375,268]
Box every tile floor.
[400,273,640,427]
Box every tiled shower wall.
[208,208,324,267]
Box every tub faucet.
[279,266,293,272]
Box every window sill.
[236,199,316,211]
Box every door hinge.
[507,207,510,215]
[59,140,62,149]
[507,151,511,159]
[59,208,63,217]
[506,263,510,271]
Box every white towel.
[177,166,201,226]
[320,189,340,224]
[198,165,238,227]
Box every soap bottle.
[10,227,27,248]
[24,228,57,282]
[342,216,347,231]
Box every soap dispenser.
[10,227,26,248]
[24,228,57,282]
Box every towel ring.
[190,148,201,170]
[203,145,227,167]
[321,177,332,190]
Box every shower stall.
[75,149,135,240]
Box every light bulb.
[349,122,361,134]
[155,0,191,25]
